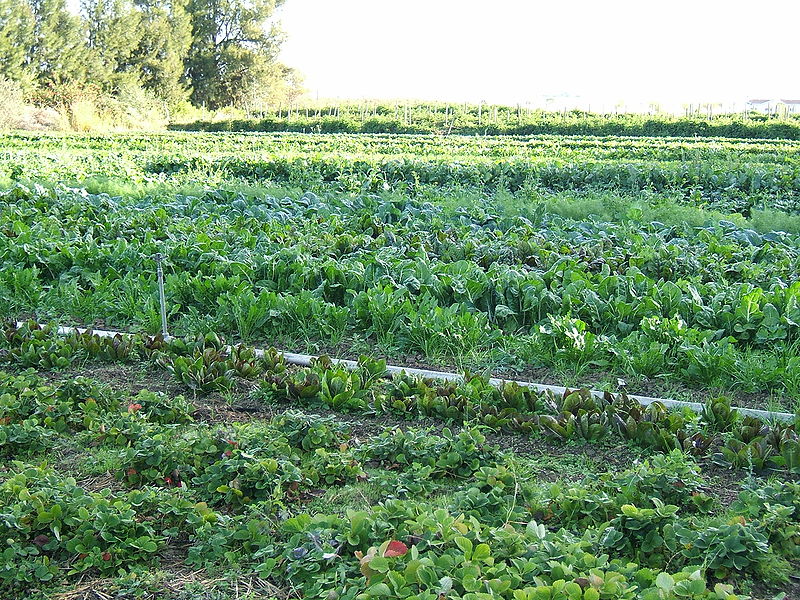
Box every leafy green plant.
[537,315,610,369]
[3,331,78,369]
[127,389,194,425]
[600,450,713,512]
[319,365,371,411]
[731,480,800,558]
[228,344,264,378]
[451,464,529,526]
[193,450,305,508]
[0,463,162,586]
[701,397,738,433]
[598,500,679,567]
[163,349,235,393]
[75,331,138,362]
[773,438,800,473]
[713,438,775,472]
[363,426,498,479]
[305,448,366,486]
[372,463,439,499]
[274,410,351,451]
[674,520,771,578]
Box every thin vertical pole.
[155,253,168,337]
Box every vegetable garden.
[0,130,798,598]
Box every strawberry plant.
[0,464,162,586]
[730,480,800,558]
[674,520,771,578]
[363,426,498,478]
[600,451,713,512]
[127,390,194,425]
[451,465,529,526]
[0,420,57,455]
[275,410,352,451]
[372,464,439,499]
[544,484,617,528]
[186,515,275,570]
[305,448,366,486]
[192,451,305,508]
[0,373,120,455]
[120,431,191,486]
[91,411,158,446]
[598,500,680,567]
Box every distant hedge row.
[170,109,800,139]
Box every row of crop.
[2,185,798,393]
[6,262,800,387]
[2,189,798,347]
[3,323,799,475]
[0,368,491,584]
[0,360,795,583]
[7,131,800,164]
[4,184,796,292]
[6,451,794,598]
[6,237,797,336]
[3,149,800,213]
[0,362,490,510]
[142,154,800,207]
[1,362,798,596]
[3,278,799,395]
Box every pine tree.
[0,0,36,89]
[27,0,92,86]
[82,0,143,90]
[185,0,285,109]
[132,0,192,104]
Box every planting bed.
[0,323,799,599]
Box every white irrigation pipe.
[27,322,796,423]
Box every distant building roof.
[747,98,800,105]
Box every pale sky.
[276,0,800,108]
[64,0,800,108]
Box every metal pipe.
[154,253,168,338]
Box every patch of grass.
[72,444,127,477]
[300,471,386,516]
[511,452,602,483]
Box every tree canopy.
[0,0,300,108]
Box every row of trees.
[0,0,302,110]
